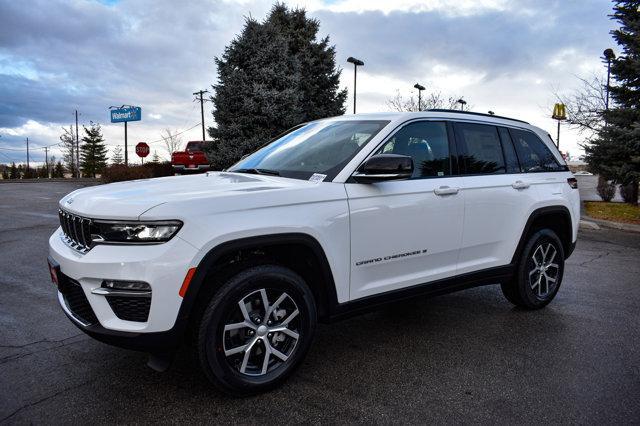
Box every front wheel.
[501,229,565,309]
[197,265,317,395]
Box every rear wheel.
[197,265,317,395]
[501,229,565,309]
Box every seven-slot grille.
[58,209,93,252]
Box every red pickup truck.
[171,141,210,174]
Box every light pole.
[414,83,425,111]
[457,98,467,111]
[347,57,364,114]
[603,48,615,112]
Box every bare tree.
[161,128,183,157]
[59,125,77,177]
[387,90,469,112]
[111,145,124,165]
[553,73,607,137]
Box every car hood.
[59,172,314,220]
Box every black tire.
[501,229,565,309]
[197,265,317,396]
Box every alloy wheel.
[222,289,300,376]
[528,242,560,298]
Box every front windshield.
[227,120,390,181]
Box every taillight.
[567,177,578,189]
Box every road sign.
[136,142,150,158]
[552,103,566,120]
[110,106,142,123]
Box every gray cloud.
[314,0,612,82]
[0,0,616,159]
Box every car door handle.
[434,186,459,196]
[512,180,530,190]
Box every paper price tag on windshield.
[309,173,327,183]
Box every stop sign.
[135,142,150,158]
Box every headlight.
[91,221,182,244]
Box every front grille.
[106,296,151,322]
[59,209,93,253]
[58,274,98,325]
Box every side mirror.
[352,154,413,183]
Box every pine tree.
[9,162,18,179]
[54,161,65,178]
[151,150,160,164]
[206,4,346,170]
[585,0,640,203]
[1,167,8,180]
[80,122,109,178]
[111,145,124,165]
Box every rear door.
[346,120,465,300]
[453,122,534,274]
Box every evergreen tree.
[585,0,640,203]
[80,122,109,178]
[1,167,8,180]
[54,161,65,178]
[151,150,160,164]
[111,145,124,165]
[206,4,346,170]
[9,162,18,179]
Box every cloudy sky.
[0,0,616,165]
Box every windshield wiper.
[232,168,280,176]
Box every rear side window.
[454,123,505,174]
[497,127,521,173]
[509,129,564,172]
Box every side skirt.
[326,264,515,322]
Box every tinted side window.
[454,123,505,174]
[375,121,450,178]
[509,128,563,172]
[498,127,521,173]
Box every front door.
[346,120,464,300]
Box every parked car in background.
[171,141,210,174]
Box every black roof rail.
[426,109,530,124]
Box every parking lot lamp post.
[347,57,364,114]
[603,48,616,112]
[414,83,425,111]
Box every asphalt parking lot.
[1,181,639,424]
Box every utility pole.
[193,90,209,141]
[75,110,80,178]
[44,146,49,178]
[347,57,364,114]
[26,137,29,176]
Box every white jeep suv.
[48,110,579,395]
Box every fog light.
[103,280,151,291]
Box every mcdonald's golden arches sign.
[552,103,567,120]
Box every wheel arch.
[511,205,574,264]
[178,233,338,338]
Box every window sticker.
[309,173,327,183]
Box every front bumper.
[48,228,199,337]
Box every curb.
[0,178,99,184]
[579,220,601,231]
[580,215,640,233]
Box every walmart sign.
[110,106,142,123]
